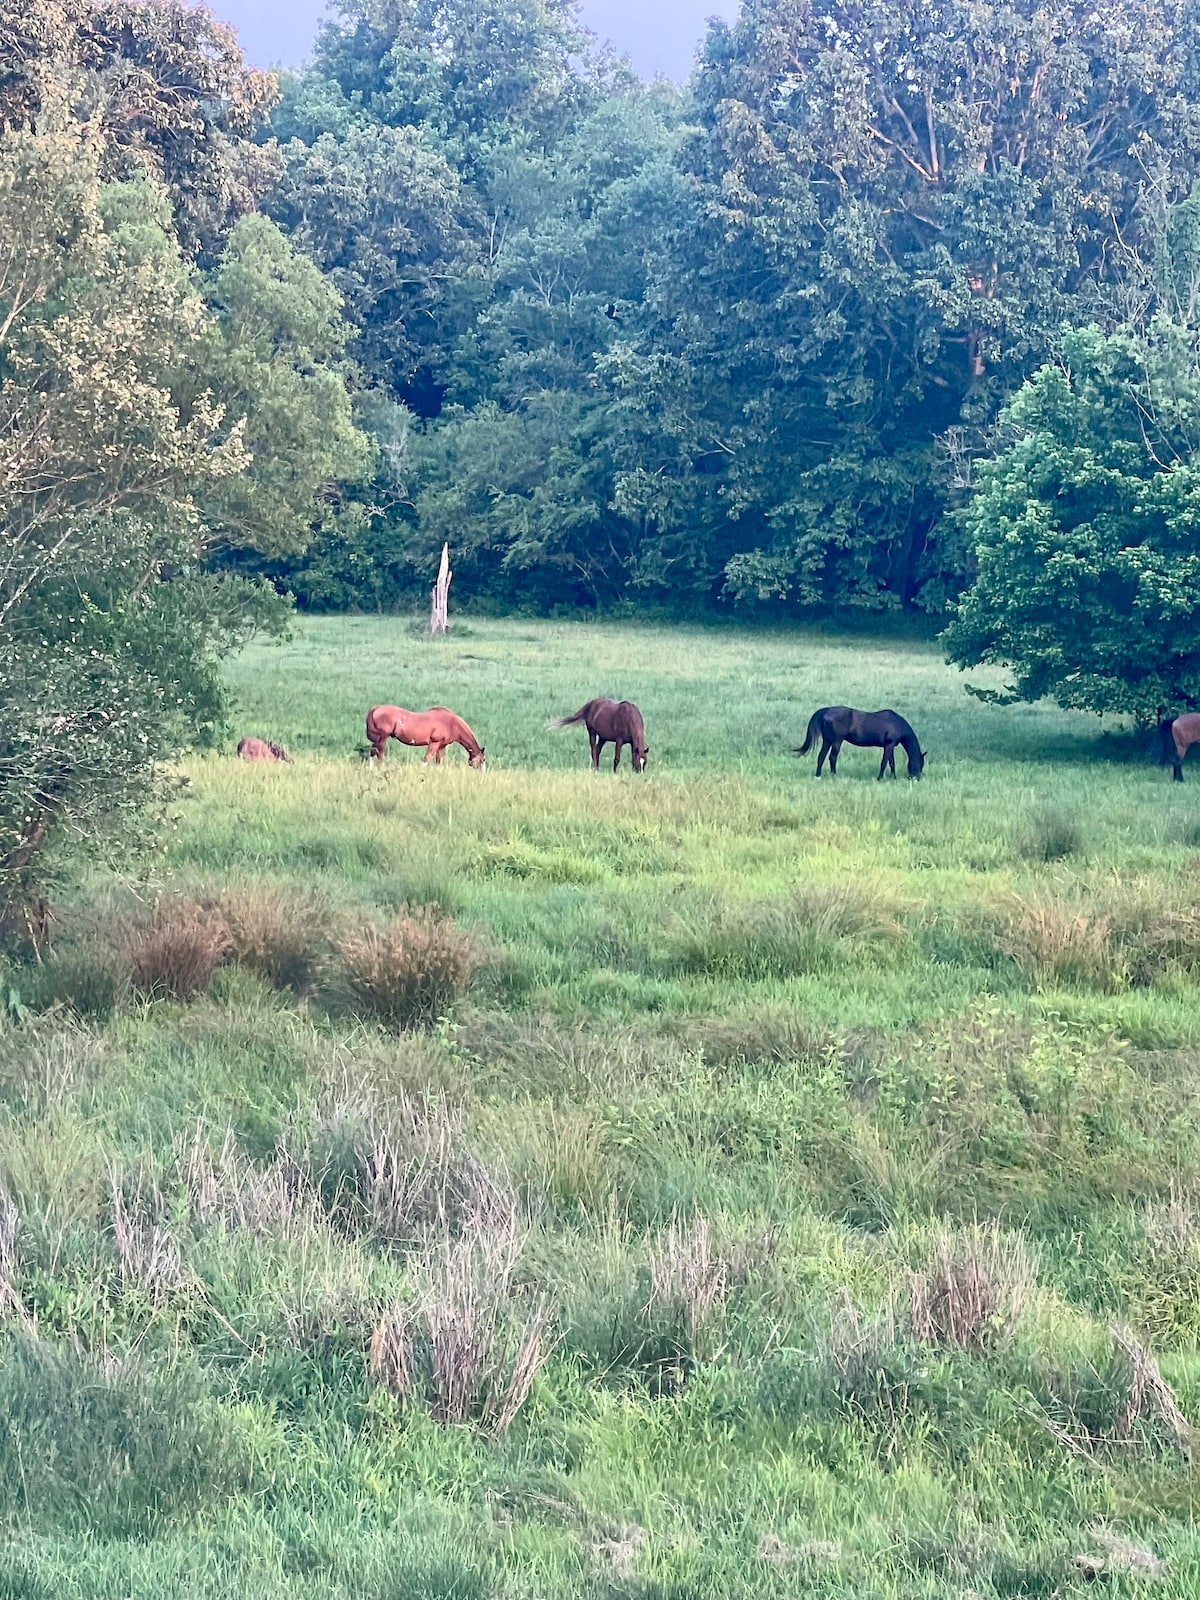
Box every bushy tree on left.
[0,105,365,927]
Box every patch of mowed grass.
[7,616,1200,1596]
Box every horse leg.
[878,746,890,781]
[370,735,387,763]
[589,732,601,770]
[815,739,829,777]
[1175,733,1187,781]
[829,741,840,775]
[422,742,436,764]
[613,741,623,772]
[434,742,446,764]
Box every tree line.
[6,0,1200,912]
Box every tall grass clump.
[1017,805,1086,863]
[221,885,329,992]
[333,909,480,1028]
[908,1221,1037,1352]
[126,899,233,1001]
[998,892,1119,989]
[369,1202,552,1433]
[671,883,908,980]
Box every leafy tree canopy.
[944,316,1200,721]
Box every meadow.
[4,614,1200,1598]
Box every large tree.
[944,317,1200,722]
[0,0,280,255]
[612,0,1200,610]
[0,115,366,921]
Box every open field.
[5,616,1200,1598]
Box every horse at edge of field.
[795,706,926,780]
[554,697,649,772]
[1156,712,1200,782]
[237,736,292,763]
[366,705,486,769]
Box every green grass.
[5,614,1200,1597]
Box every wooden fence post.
[430,543,451,634]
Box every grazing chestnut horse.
[1156,713,1200,781]
[237,736,291,763]
[796,706,926,780]
[555,697,648,772]
[366,705,486,768]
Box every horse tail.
[554,702,592,728]
[796,711,822,756]
[1155,717,1178,765]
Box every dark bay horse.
[1157,713,1200,781]
[555,698,648,772]
[366,705,486,768]
[237,736,291,763]
[796,706,926,780]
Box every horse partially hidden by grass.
[555,698,648,772]
[366,705,486,768]
[796,706,926,780]
[237,737,291,763]
[1156,713,1200,781]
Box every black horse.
[796,706,926,780]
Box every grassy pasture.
[5,615,1200,1598]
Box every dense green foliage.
[945,319,1200,720]
[4,618,1200,1596]
[0,6,368,913]
[244,0,1200,621]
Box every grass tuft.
[333,909,480,1028]
[126,899,233,1001]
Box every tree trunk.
[429,543,452,635]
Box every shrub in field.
[646,1211,730,1354]
[369,1205,552,1433]
[126,900,233,1001]
[908,1221,1037,1352]
[333,909,480,1028]
[1129,1190,1200,1345]
[17,949,131,1021]
[221,885,329,992]
[1017,805,1086,863]
[109,1170,191,1306]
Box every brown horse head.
[469,745,487,770]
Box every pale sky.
[213,0,738,82]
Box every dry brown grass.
[176,1123,317,1239]
[647,1212,730,1350]
[908,1220,1037,1352]
[369,1197,552,1433]
[109,1170,190,1304]
[333,908,480,1028]
[220,885,328,992]
[125,899,233,1001]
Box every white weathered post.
[429,542,451,634]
